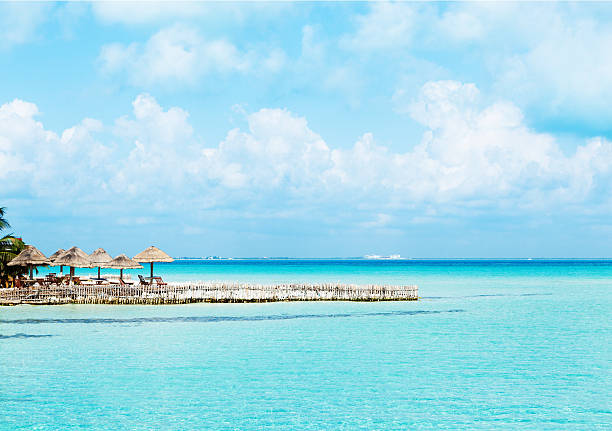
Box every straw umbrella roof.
[106,254,143,269]
[89,248,113,266]
[48,249,65,262]
[53,246,91,268]
[133,246,174,263]
[8,245,51,266]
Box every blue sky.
[1,1,611,258]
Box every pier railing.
[0,282,418,304]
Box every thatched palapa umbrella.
[106,254,142,281]
[89,248,113,279]
[7,245,51,279]
[48,248,66,275]
[53,246,91,283]
[133,246,173,279]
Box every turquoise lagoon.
[1,260,610,429]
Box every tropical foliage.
[0,207,26,287]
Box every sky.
[1,1,612,258]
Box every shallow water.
[1,260,611,429]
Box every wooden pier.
[0,281,418,305]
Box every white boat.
[364,254,403,260]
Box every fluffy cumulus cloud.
[99,25,284,86]
[108,94,196,197]
[199,108,332,191]
[0,98,107,199]
[342,2,612,129]
[402,81,612,205]
[2,83,611,223]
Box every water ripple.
[0,309,464,325]
[423,293,553,299]
[0,333,53,339]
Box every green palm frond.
[0,234,26,286]
[0,235,23,259]
[0,207,26,286]
[0,207,9,232]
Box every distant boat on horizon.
[174,256,234,260]
[364,254,403,260]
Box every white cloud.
[416,2,612,123]
[331,80,612,209]
[409,81,612,206]
[342,2,523,53]
[495,16,612,123]
[341,2,484,52]
[0,3,50,49]
[262,48,287,73]
[341,2,612,126]
[99,25,246,85]
[342,2,417,52]
[196,108,332,191]
[91,2,209,25]
[301,25,324,62]
[91,1,294,28]
[90,1,291,26]
[0,98,111,200]
[108,94,196,197]
[189,81,612,211]
[0,3,88,49]
[436,9,484,42]
[115,93,193,145]
[98,25,283,85]
[359,213,392,229]
[0,99,55,176]
[2,85,611,223]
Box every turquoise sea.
[1,260,610,429]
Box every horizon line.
[170,257,612,260]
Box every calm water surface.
[1,260,610,429]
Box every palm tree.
[0,207,26,287]
[0,207,13,257]
[0,206,8,231]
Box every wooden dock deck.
[0,282,418,305]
